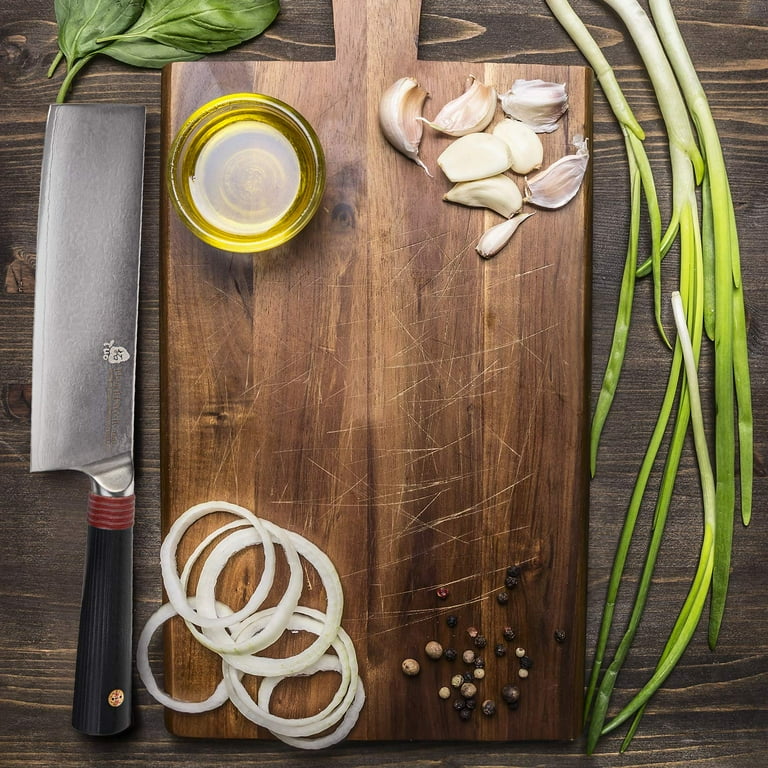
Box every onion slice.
[137,501,364,749]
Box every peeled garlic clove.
[524,135,589,209]
[419,76,497,137]
[476,212,535,259]
[379,76,431,175]
[499,79,568,134]
[444,174,523,218]
[492,118,544,174]
[437,133,512,182]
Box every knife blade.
[30,103,146,736]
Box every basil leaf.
[100,38,204,68]
[55,0,144,64]
[101,0,280,54]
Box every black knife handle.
[72,493,134,736]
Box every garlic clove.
[437,133,513,182]
[379,76,431,175]
[419,76,498,137]
[476,212,535,259]
[443,174,523,218]
[492,118,544,175]
[524,135,589,209]
[499,79,568,134]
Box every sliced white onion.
[161,501,277,629]
[187,525,303,657]
[137,599,231,713]
[257,651,367,750]
[217,524,344,677]
[224,608,358,738]
[138,501,365,749]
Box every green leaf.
[100,38,204,69]
[99,0,281,54]
[55,0,144,64]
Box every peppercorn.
[515,647,526,658]
[425,640,443,660]
[502,626,516,641]
[464,697,477,711]
[504,574,520,589]
[462,671,474,683]
[446,615,458,628]
[453,698,464,711]
[519,655,533,670]
[438,686,451,700]
[518,668,529,679]
[451,674,463,689]
[444,648,458,662]
[467,626,479,639]
[401,658,420,676]
[496,591,509,604]
[460,682,477,699]
[501,684,520,704]
[459,707,472,721]
[436,586,450,600]
[462,649,476,665]
[481,699,496,716]
[473,667,485,680]
[473,656,485,669]
[473,635,487,649]
[554,629,567,643]
[494,643,506,657]
[506,565,522,577]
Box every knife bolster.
[72,494,134,735]
[83,453,134,496]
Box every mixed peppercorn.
[398,562,568,724]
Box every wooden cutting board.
[158,0,591,742]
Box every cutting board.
[158,0,591,742]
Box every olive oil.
[188,119,301,236]
[168,94,325,253]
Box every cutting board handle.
[336,0,422,69]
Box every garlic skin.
[437,133,512,182]
[476,212,535,259]
[492,119,544,175]
[524,135,589,209]
[499,79,568,134]
[444,174,523,218]
[419,76,497,137]
[379,76,431,175]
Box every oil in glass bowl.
[168,93,325,253]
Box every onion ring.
[186,524,303,657]
[223,607,359,736]
[161,501,277,630]
[136,599,231,713]
[217,524,344,677]
[137,501,365,749]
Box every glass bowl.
[167,93,325,253]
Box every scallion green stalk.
[543,0,752,753]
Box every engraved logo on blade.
[103,340,131,364]
[103,341,131,448]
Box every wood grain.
[159,0,590,742]
[1,0,767,764]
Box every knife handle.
[72,493,134,736]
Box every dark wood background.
[1,1,765,766]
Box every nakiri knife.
[30,104,146,736]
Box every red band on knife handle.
[87,493,135,530]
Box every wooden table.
[1,1,766,765]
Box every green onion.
[600,287,716,743]
[544,0,752,753]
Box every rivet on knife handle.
[72,493,135,735]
